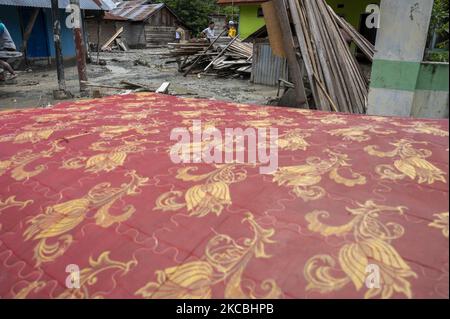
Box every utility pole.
[70,0,88,93]
[50,0,67,96]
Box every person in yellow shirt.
[228,21,237,38]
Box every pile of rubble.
[167,37,253,78]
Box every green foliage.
[425,50,449,62]
[162,0,239,35]
[429,0,449,50]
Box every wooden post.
[50,0,67,92]
[70,0,88,92]
[273,0,309,109]
[96,14,102,64]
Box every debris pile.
[273,0,374,113]
[167,37,253,78]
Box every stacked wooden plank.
[328,6,375,61]
[167,41,211,57]
[223,40,253,59]
[281,0,369,113]
[167,38,253,78]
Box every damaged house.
[86,0,189,49]
[0,0,116,62]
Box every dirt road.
[0,48,278,110]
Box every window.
[257,7,264,18]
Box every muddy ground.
[0,48,279,110]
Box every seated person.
[0,22,18,81]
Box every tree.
[163,0,238,35]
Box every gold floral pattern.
[429,213,449,238]
[304,201,417,299]
[62,140,148,173]
[329,125,396,142]
[0,141,65,181]
[308,114,347,125]
[365,139,447,184]
[241,117,295,128]
[0,196,32,214]
[24,170,148,265]
[155,164,248,217]
[0,129,54,144]
[277,129,311,151]
[136,213,282,299]
[13,252,136,299]
[57,251,137,299]
[93,124,160,139]
[392,121,449,137]
[272,150,366,201]
[0,93,448,299]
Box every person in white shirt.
[201,22,216,42]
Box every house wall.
[412,62,449,118]
[0,5,78,59]
[327,0,381,30]
[144,8,182,45]
[124,23,146,48]
[147,8,178,27]
[85,19,118,47]
[43,8,76,58]
[237,0,380,40]
[239,5,265,39]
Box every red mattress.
[0,93,448,299]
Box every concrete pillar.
[367,0,434,116]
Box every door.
[21,8,50,58]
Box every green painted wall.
[370,60,449,92]
[237,0,381,40]
[416,62,449,91]
[239,5,266,39]
[370,60,422,92]
[327,0,380,30]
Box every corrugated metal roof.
[105,1,164,22]
[0,0,117,10]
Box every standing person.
[228,21,237,38]
[201,21,216,42]
[0,21,17,81]
[175,23,186,43]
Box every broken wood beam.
[183,28,227,77]
[273,0,309,109]
[101,27,124,51]
[204,35,240,72]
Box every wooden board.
[262,1,286,58]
